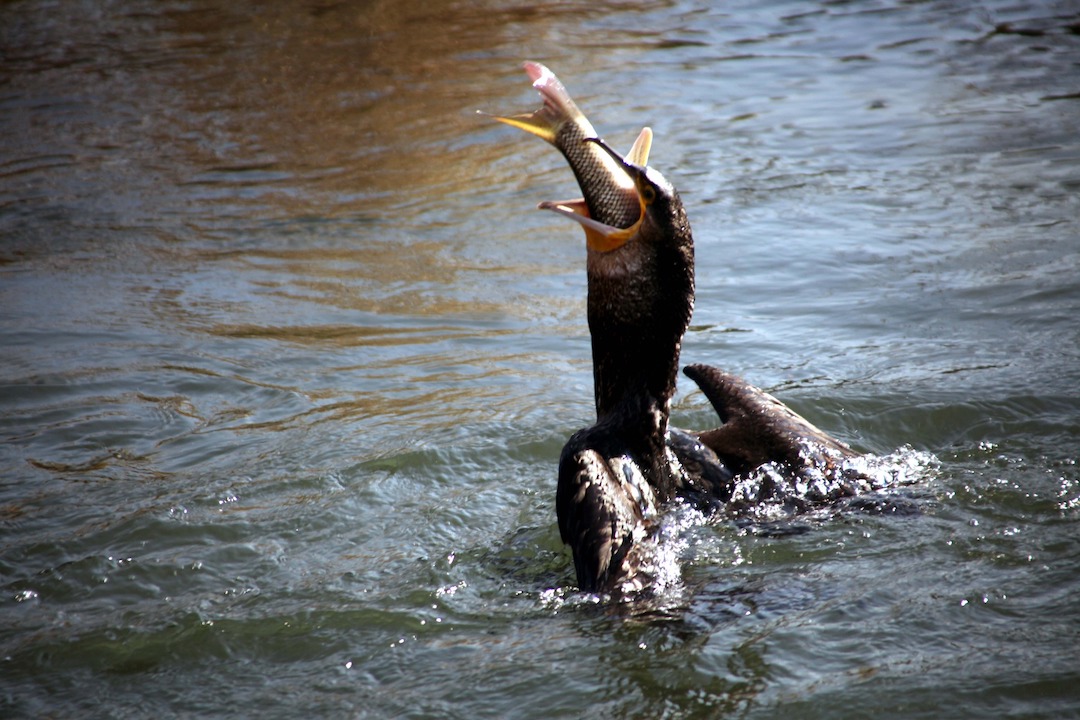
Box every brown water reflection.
[1,0,661,365]
[3,0,561,229]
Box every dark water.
[2,0,1079,717]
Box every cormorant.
[487,62,861,593]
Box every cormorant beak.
[538,128,654,253]
[596,128,653,170]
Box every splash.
[724,443,939,524]
[540,444,939,608]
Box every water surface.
[2,1,1079,717]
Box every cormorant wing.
[556,428,658,593]
[683,363,856,474]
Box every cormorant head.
[537,129,692,264]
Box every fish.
[483,61,654,253]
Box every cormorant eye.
[640,184,656,204]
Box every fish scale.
[552,115,640,230]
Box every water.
[2,0,1078,717]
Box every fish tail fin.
[480,61,596,144]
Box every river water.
[2,0,1079,717]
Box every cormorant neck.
[589,322,679,435]
[585,240,694,439]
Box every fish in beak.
[483,61,654,253]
